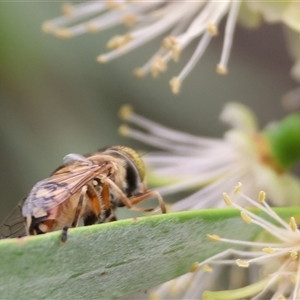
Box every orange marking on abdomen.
[87,188,102,216]
[101,182,111,213]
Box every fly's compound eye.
[103,146,145,182]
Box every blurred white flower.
[247,1,300,32]
[43,1,300,93]
[282,28,300,111]
[282,86,300,112]
[251,2,300,93]
[119,104,300,211]
[43,0,245,93]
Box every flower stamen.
[203,186,300,299]
[44,0,244,92]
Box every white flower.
[247,1,300,32]
[42,0,243,93]
[249,2,300,87]
[119,103,300,210]
[149,183,300,300]
[42,1,300,93]
[203,184,300,300]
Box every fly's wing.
[0,200,26,239]
[50,154,94,175]
[63,153,90,165]
[22,162,107,217]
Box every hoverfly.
[0,146,166,238]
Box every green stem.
[203,277,270,300]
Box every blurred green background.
[0,3,298,220]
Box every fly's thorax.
[102,146,145,197]
[88,156,129,208]
[87,153,128,190]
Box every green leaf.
[0,207,299,299]
[264,113,300,170]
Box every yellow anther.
[61,2,74,16]
[163,36,176,50]
[241,211,252,224]
[216,65,228,75]
[86,23,101,33]
[169,77,181,94]
[151,57,167,78]
[122,14,137,27]
[258,191,266,203]
[289,217,298,232]
[118,105,133,121]
[133,68,144,78]
[233,182,242,195]
[207,23,218,36]
[149,292,160,300]
[202,264,213,273]
[107,34,132,49]
[236,259,249,268]
[41,21,55,33]
[54,29,73,39]
[97,55,108,63]
[290,250,298,260]
[262,247,275,254]
[207,234,220,241]
[105,0,124,9]
[222,192,232,206]
[189,262,200,272]
[118,125,129,137]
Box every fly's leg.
[107,208,117,222]
[107,214,117,222]
[104,178,166,214]
[71,185,87,228]
[84,180,117,225]
[83,214,98,226]
[83,181,107,225]
[61,226,68,243]
[100,178,112,217]
[127,190,166,214]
